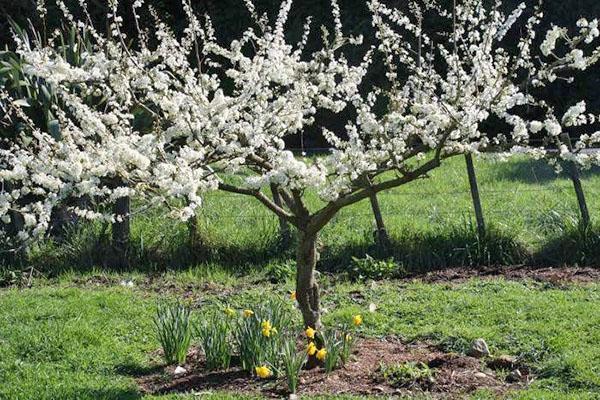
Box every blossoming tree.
[2,0,600,333]
[0,0,216,263]
[185,0,600,330]
[178,0,599,330]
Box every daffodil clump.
[302,314,364,373]
[154,300,193,365]
[340,314,362,365]
[196,309,232,370]
[156,297,365,393]
[235,298,292,374]
[277,337,307,393]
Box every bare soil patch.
[137,337,528,398]
[416,266,600,285]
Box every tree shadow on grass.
[491,158,600,184]
[18,210,600,280]
[115,362,165,378]
[21,220,538,279]
[533,223,600,267]
[319,224,531,276]
[25,225,294,278]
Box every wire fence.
[194,177,598,224]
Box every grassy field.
[0,273,599,399]
[2,154,599,398]
[17,154,600,278]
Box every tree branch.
[218,182,297,224]
[308,156,442,235]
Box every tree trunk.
[296,230,323,368]
[296,231,321,330]
[464,154,486,238]
[112,195,130,268]
[368,192,390,248]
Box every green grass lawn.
[19,154,600,278]
[1,274,599,399]
[3,155,600,398]
[196,153,600,256]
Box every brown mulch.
[137,337,528,398]
[416,266,600,285]
[64,266,600,295]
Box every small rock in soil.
[468,338,490,358]
[473,372,488,379]
[173,366,187,375]
[507,369,523,382]
[487,355,517,370]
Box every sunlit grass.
[0,278,598,399]
[18,155,600,277]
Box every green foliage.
[379,361,434,388]
[350,255,401,280]
[0,22,95,142]
[321,330,344,373]
[234,298,292,373]
[265,260,296,283]
[340,331,357,366]
[277,336,306,394]
[154,300,192,365]
[195,309,233,370]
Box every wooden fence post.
[567,162,591,228]
[368,191,391,248]
[187,213,199,247]
[561,133,591,228]
[112,194,130,268]
[464,154,486,238]
[271,184,291,246]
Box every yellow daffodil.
[243,309,254,318]
[290,291,296,301]
[345,333,352,342]
[305,326,316,339]
[316,348,327,361]
[261,320,274,337]
[224,307,236,317]
[307,341,317,356]
[255,365,272,379]
[353,314,363,326]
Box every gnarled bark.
[295,231,321,330]
[295,230,323,369]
